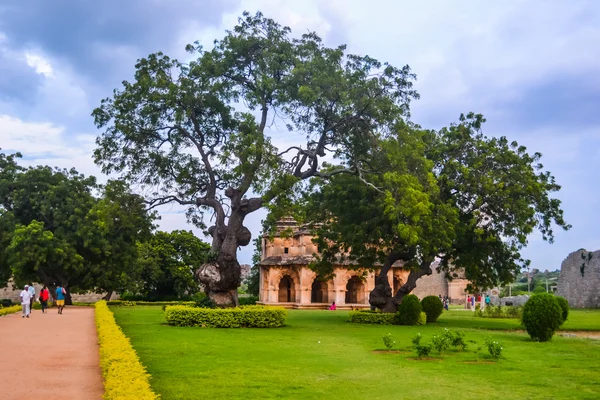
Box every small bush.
[382,333,395,350]
[554,296,569,325]
[107,300,195,307]
[0,298,13,307]
[485,337,504,359]
[194,297,216,309]
[522,293,563,342]
[349,310,397,325]
[431,332,451,354]
[165,305,287,328]
[397,294,422,325]
[450,330,468,350]
[417,311,427,325]
[412,333,422,346]
[95,301,159,399]
[415,342,433,358]
[475,305,523,319]
[238,296,259,306]
[0,305,21,317]
[421,296,443,322]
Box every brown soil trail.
[0,307,104,400]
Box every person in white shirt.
[20,285,32,318]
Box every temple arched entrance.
[278,275,295,302]
[345,276,365,304]
[311,280,328,303]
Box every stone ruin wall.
[557,249,600,308]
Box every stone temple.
[558,249,600,308]
[257,218,470,309]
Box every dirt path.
[0,307,104,400]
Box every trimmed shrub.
[0,305,21,317]
[421,296,443,322]
[165,305,287,328]
[95,301,159,400]
[349,310,397,325]
[238,296,259,306]
[397,294,422,325]
[475,305,523,319]
[0,298,13,307]
[554,296,569,325]
[417,311,427,325]
[522,293,563,342]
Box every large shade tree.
[93,11,418,305]
[298,114,570,312]
[0,151,155,302]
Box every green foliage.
[414,342,433,358]
[0,298,13,307]
[450,330,468,350]
[397,294,422,325]
[554,296,569,325]
[421,296,443,322]
[485,337,504,359]
[417,311,427,325]
[475,305,523,319]
[135,230,210,299]
[194,296,216,309]
[411,333,423,346]
[382,333,395,350]
[294,112,570,303]
[0,153,156,297]
[238,296,258,306]
[522,293,563,342]
[431,331,452,354]
[349,310,397,325]
[107,300,195,307]
[164,305,287,328]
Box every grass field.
[112,307,600,400]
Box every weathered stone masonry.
[557,249,600,308]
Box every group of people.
[437,295,451,310]
[466,294,491,310]
[19,284,67,318]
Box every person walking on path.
[28,284,35,314]
[39,286,50,314]
[55,284,66,314]
[20,285,32,318]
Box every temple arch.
[345,276,366,304]
[278,275,296,302]
[311,279,329,303]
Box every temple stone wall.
[557,249,600,308]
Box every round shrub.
[522,293,563,342]
[554,296,569,325]
[397,294,422,325]
[421,296,444,322]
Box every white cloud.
[0,114,100,177]
[24,52,54,77]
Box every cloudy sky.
[1,0,599,271]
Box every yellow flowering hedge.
[0,305,21,317]
[165,305,287,328]
[95,300,159,400]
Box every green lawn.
[112,307,600,400]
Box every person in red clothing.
[329,301,336,311]
[39,285,50,314]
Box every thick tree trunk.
[369,257,433,313]
[196,202,252,306]
[64,288,73,305]
[393,261,433,305]
[103,291,113,301]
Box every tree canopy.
[92,11,419,304]
[135,230,211,300]
[297,114,570,311]
[0,150,156,302]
